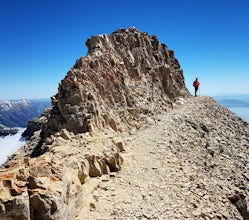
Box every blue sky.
[0,0,248,99]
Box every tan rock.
[112,138,125,152]
[60,128,71,140]
[1,27,248,220]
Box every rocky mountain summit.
[0,27,248,220]
[42,26,189,138]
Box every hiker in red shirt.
[193,78,200,96]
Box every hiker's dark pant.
[194,86,199,96]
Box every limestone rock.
[112,138,125,152]
[43,26,189,138]
[22,116,47,139]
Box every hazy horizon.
[0,0,248,100]
[1,93,249,102]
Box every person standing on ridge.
[193,77,200,96]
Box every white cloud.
[0,128,26,165]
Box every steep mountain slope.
[0,28,248,220]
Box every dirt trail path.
[74,97,243,220]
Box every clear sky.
[0,0,248,100]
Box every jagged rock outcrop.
[43,26,189,137]
[0,128,124,220]
[22,116,47,139]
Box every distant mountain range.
[213,94,249,108]
[0,95,248,129]
[217,99,249,108]
[0,99,51,128]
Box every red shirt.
[193,80,200,88]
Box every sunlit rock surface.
[0,28,248,220]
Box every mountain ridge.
[217,99,249,108]
[0,27,248,220]
[76,96,249,219]
[1,96,248,219]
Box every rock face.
[22,116,47,139]
[43,26,189,137]
[0,28,248,220]
[0,128,124,220]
